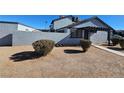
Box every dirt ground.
[0,45,124,78]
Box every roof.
[0,21,37,30]
[57,16,115,31]
[51,15,74,24]
[0,21,18,24]
[116,30,124,32]
[37,29,50,32]
[77,26,111,31]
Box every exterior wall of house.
[17,24,36,32]
[53,18,74,30]
[74,19,110,44]
[0,23,18,45]
[0,23,18,31]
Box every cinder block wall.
[0,31,14,46]
[0,33,12,46]
[12,31,69,46]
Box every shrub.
[80,39,92,52]
[119,38,124,49]
[111,34,123,46]
[32,40,55,56]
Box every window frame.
[70,29,82,38]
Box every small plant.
[119,38,124,49]
[111,34,123,46]
[32,39,55,56]
[80,39,92,52]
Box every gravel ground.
[0,45,124,78]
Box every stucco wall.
[12,31,69,45]
[54,18,74,30]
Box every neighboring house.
[50,16,115,45]
[0,21,40,45]
[50,15,79,31]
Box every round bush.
[32,40,55,56]
[111,34,122,46]
[80,39,92,52]
[119,39,124,49]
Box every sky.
[0,15,124,30]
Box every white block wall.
[0,23,17,45]
[90,31,108,45]
[0,22,39,45]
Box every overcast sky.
[0,15,124,30]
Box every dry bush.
[80,39,92,52]
[32,40,55,56]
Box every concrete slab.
[92,44,124,57]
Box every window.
[71,29,82,38]
[25,29,29,31]
[57,29,65,33]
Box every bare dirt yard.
[0,45,124,78]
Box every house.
[50,15,79,31]
[50,16,115,45]
[0,16,115,46]
[0,21,40,46]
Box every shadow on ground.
[107,47,124,51]
[64,49,83,54]
[10,51,42,62]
